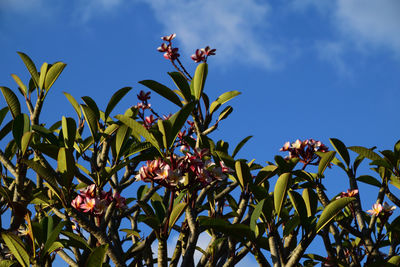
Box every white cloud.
[316,41,351,76]
[142,0,280,69]
[72,0,125,23]
[334,0,400,56]
[0,0,45,13]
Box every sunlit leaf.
[81,104,98,141]
[316,197,355,233]
[62,116,76,148]
[168,202,187,234]
[63,92,82,119]
[316,151,336,176]
[104,87,132,120]
[44,62,66,91]
[274,173,291,220]
[86,244,108,267]
[139,80,182,107]
[17,52,39,88]
[12,113,30,149]
[1,232,30,267]
[232,135,252,158]
[0,87,21,119]
[11,74,28,97]
[191,63,208,100]
[302,188,318,217]
[235,160,252,190]
[209,90,241,114]
[348,146,381,161]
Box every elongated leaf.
[250,199,264,232]
[0,106,9,127]
[357,175,381,188]
[274,173,291,220]
[86,244,108,267]
[168,102,196,148]
[1,87,21,119]
[17,52,39,88]
[1,232,30,267]
[21,131,33,156]
[12,113,30,149]
[316,151,336,176]
[330,138,350,167]
[169,202,187,233]
[0,260,15,267]
[235,161,252,190]
[63,92,82,119]
[232,135,253,158]
[81,104,98,140]
[302,188,318,217]
[192,63,208,100]
[61,116,76,148]
[316,197,355,233]
[120,229,141,238]
[209,90,241,114]
[218,106,233,122]
[115,124,130,159]
[115,114,161,154]
[168,72,192,101]
[11,74,28,97]
[46,241,63,254]
[61,231,91,250]
[288,190,308,222]
[44,62,66,91]
[139,80,182,107]
[57,147,75,188]
[82,96,100,120]
[104,87,132,120]
[348,146,381,161]
[43,221,67,255]
[38,62,48,90]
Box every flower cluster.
[71,184,126,216]
[157,34,180,60]
[135,149,233,189]
[191,46,216,63]
[280,139,329,165]
[367,202,396,217]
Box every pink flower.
[163,46,180,60]
[81,197,97,213]
[80,184,96,198]
[220,161,234,173]
[280,141,290,151]
[382,202,396,214]
[137,90,151,101]
[191,49,205,63]
[71,195,84,211]
[136,102,151,110]
[161,33,176,42]
[144,115,156,129]
[202,46,216,56]
[113,192,127,209]
[337,189,359,199]
[367,203,383,216]
[157,43,169,52]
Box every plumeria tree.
[0,34,400,267]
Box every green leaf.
[43,221,67,255]
[356,175,381,188]
[348,146,381,161]
[288,190,308,222]
[115,114,161,155]
[115,124,131,159]
[12,113,30,149]
[274,173,291,220]
[120,229,141,238]
[61,231,91,251]
[17,52,39,88]
[44,62,66,91]
[232,135,252,158]
[168,72,192,101]
[302,188,318,217]
[191,63,208,100]
[20,131,33,156]
[157,119,169,149]
[139,80,182,107]
[46,241,64,254]
[81,104,98,141]
[235,160,252,190]
[250,200,264,233]
[329,138,350,167]
[82,96,100,121]
[11,74,28,97]
[0,87,21,119]
[57,147,75,188]
[0,260,16,267]
[209,90,241,114]
[63,92,82,119]
[169,202,187,233]
[61,116,76,148]
[316,197,355,233]
[86,244,108,267]
[167,102,196,148]
[217,106,233,122]
[1,232,30,267]
[316,151,336,176]
[104,87,132,120]
[38,62,48,90]
[388,256,400,265]
[0,106,9,127]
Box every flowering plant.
[0,36,399,267]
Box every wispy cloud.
[143,0,281,70]
[315,41,351,76]
[72,0,125,24]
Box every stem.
[158,238,168,267]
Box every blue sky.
[1,0,400,265]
